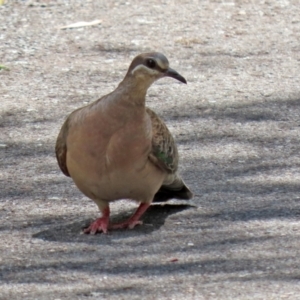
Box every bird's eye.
[146,59,156,69]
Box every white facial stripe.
[155,58,167,69]
[131,64,160,76]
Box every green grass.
[0,64,9,71]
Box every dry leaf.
[59,20,102,30]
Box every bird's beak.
[164,67,187,84]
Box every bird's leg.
[83,206,110,234]
[111,203,150,230]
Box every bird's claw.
[83,217,109,234]
[110,220,143,230]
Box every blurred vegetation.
[0,64,9,70]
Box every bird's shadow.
[33,203,195,244]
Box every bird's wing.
[146,107,178,174]
[55,116,71,177]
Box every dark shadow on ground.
[33,203,195,243]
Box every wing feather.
[146,107,178,174]
[55,117,71,177]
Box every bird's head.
[125,52,187,87]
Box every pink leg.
[111,203,150,230]
[83,206,110,234]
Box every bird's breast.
[65,109,161,201]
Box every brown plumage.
[55,52,193,234]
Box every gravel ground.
[1,0,300,299]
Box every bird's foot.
[110,203,150,230]
[83,217,109,234]
[110,219,143,230]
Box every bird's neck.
[87,76,153,122]
[114,75,154,106]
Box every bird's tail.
[153,176,193,202]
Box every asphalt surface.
[1,0,300,299]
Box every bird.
[55,52,193,234]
